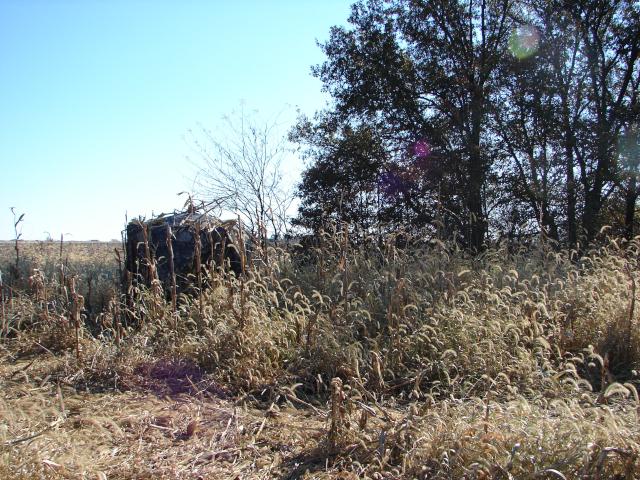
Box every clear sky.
[0,0,351,241]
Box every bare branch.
[190,107,297,247]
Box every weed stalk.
[166,225,177,315]
[194,221,203,319]
[70,276,84,362]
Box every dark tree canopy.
[294,0,640,249]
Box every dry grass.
[2,231,640,478]
[0,239,121,322]
[0,356,329,479]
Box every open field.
[2,232,640,479]
[0,240,121,288]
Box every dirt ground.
[0,352,343,480]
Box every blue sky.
[0,1,351,240]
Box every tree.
[505,0,640,244]
[292,120,387,233]
[618,125,640,239]
[295,0,516,250]
[296,0,639,248]
[570,0,640,242]
[494,5,574,242]
[189,108,296,249]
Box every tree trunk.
[625,176,638,239]
[583,181,604,243]
[468,97,486,251]
[565,152,578,246]
[542,205,559,241]
[558,79,578,246]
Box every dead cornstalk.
[126,270,136,327]
[59,263,69,306]
[139,221,161,320]
[86,275,93,316]
[29,269,49,322]
[0,271,5,339]
[239,275,246,330]
[218,233,227,274]
[341,223,350,315]
[139,222,154,286]
[70,277,84,362]
[237,218,247,328]
[194,221,203,318]
[329,377,347,449]
[237,217,248,272]
[237,216,247,273]
[11,208,24,283]
[206,229,217,288]
[166,225,177,315]
[115,248,123,283]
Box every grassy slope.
[2,236,640,479]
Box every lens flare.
[509,25,540,59]
[412,140,431,159]
[380,139,435,196]
[618,129,640,176]
[379,170,406,196]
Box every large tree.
[296,0,515,250]
[292,121,386,232]
[569,0,640,242]
[296,0,640,247]
[493,0,640,245]
[494,2,579,243]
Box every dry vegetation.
[2,230,640,479]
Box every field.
[2,233,640,479]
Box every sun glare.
[509,25,540,59]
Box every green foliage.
[294,0,640,248]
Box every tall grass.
[2,230,640,478]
